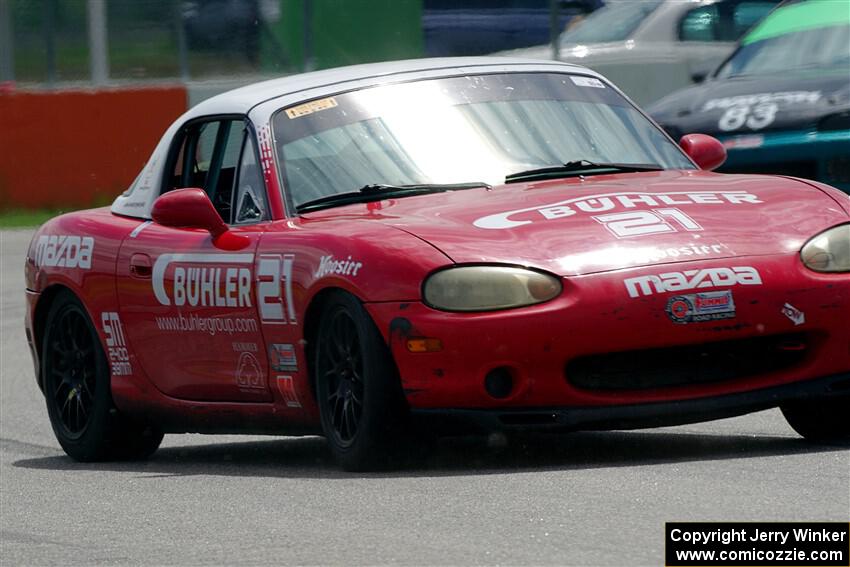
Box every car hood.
[648,69,850,138]
[301,170,848,276]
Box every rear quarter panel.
[26,208,142,387]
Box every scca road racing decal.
[624,266,762,298]
[474,191,761,230]
[667,291,736,324]
[35,235,94,269]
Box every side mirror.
[151,188,227,238]
[679,133,726,171]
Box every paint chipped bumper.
[366,255,850,411]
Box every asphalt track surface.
[1,228,848,566]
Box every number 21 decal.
[593,209,702,238]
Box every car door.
[116,117,274,402]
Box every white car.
[493,0,779,105]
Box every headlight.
[801,224,850,272]
[423,266,562,312]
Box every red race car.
[25,58,850,470]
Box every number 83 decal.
[718,102,778,132]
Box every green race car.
[649,0,850,192]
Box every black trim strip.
[410,372,850,434]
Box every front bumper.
[366,255,850,412]
[717,128,850,192]
[411,372,850,433]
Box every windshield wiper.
[295,182,491,214]
[505,160,663,183]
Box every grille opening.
[566,333,809,392]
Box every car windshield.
[273,72,693,210]
[559,0,663,45]
[715,1,850,78]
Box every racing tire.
[314,291,408,471]
[780,397,850,442]
[41,291,164,462]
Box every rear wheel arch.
[40,290,163,461]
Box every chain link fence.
[1,0,301,86]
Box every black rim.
[319,309,364,447]
[46,305,97,438]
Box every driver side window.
[165,117,268,224]
[233,135,269,224]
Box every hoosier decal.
[315,255,363,278]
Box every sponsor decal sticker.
[236,352,265,391]
[257,125,277,193]
[571,76,606,89]
[285,97,338,119]
[152,253,254,307]
[34,235,94,269]
[270,343,298,372]
[624,266,762,298]
[276,375,302,408]
[473,191,762,230]
[315,255,363,278]
[151,253,297,325]
[666,290,737,324]
[155,313,258,335]
[101,312,132,376]
[781,303,806,326]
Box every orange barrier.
[0,85,186,210]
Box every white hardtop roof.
[113,57,603,219]
[189,57,592,117]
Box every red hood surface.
[301,171,849,276]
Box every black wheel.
[314,291,408,471]
[42,291,163,461]
[781,397,850,442]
